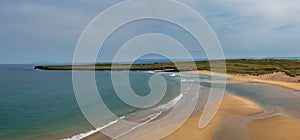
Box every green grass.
[35,59,300,76]
[222,59,300,76]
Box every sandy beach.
[160,95,263,140]
[142,71,300,140]
[84,95,263,140]
[186,70,300,140]
[84,70,300,140]
[247,115,300,139]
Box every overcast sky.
[0,0,299,64]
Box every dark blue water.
[0,65,93,139]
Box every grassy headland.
[35,59,300,76]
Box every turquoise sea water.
[0,65,91,139]
[0,65,185,139]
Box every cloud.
[0,2,91,38]
[0,0,299,63]
[0,0,121,63]
[179,0,300,58]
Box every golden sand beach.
[84,95,263,140]
[161,95,264,140]
[178,70,300,140]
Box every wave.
[62,93,184,140]
[136,93,183,114]
[146,71,156,74]
[170,73,177,77]
[62,116,125,140]
[115,112,162,139]
[175,77,211,83]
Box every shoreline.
[189,70,300,139]
[82,94,263,140]
[77,70,300,140]
[193,70,300,91]
[66,91,185,140]
[158,95,264,140]
[136,71,300,140]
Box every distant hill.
[267,57,300,60]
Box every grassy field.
[222,59,300,76]
[35,59,300,76]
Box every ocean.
[0,65,93,139]
[0,64,199,139]
[1,65,300,139]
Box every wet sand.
[84,95,263,140]
[189,70,300,140]
[247,115,300,139]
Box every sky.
[0,0,299,64]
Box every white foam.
[62,93,184,140]
[170,73,176,77]
[114,112,162,139]
[62,116,125,140]
[146,71,155,74]
[113,93,185,139]
[152,93,183,111]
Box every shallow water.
[226,83,300,119]
[211,82,300,140]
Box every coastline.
[133,71,300,140]
[77,70,300,140]
[186,70,300,140]
[153,95,264,140]
[82,94,263,140]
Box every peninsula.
[35,59,300,77]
